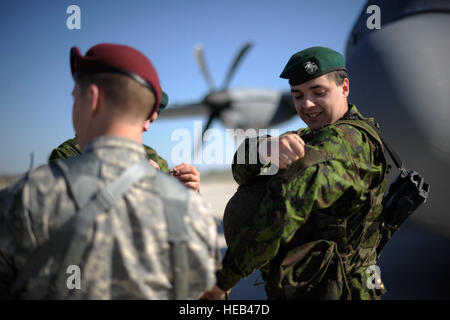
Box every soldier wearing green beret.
[49,91,201,192]
[202,46,389,300]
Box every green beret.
[158,91,169,113]
[280,46,346,85]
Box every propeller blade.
[202,114,216,138]
[194,44,216,91]
[222,42,253,90]
[158,103,209,118]
[194,113,217,156]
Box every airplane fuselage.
[346,3,450,238]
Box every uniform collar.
[83,136,147,158]
[341,103,363,120]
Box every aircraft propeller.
[193,42,253,154]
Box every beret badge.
[303,60,318,75]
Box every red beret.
[70,43,162,115]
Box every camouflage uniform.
[0,136,220,299]
[218,105,388,300]
[49,136,170,173]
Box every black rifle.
[377,167,430,258]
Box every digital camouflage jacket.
[0,136,220,299]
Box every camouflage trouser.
[264,265,386,300]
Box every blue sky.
[0,0,366,174]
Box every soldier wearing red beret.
[49,44,200,192]
[0,43,221,299]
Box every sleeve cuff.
[215,266,244,292]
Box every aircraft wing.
[158,103,209,118]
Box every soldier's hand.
[259,134,305,169]
[149,159,160,171]
[199,285,230,300]
[173,163,200,192]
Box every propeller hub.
[203,91,231,112]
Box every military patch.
[303,60,318,75]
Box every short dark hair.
[326,70,348,86]
[77,73,155,121]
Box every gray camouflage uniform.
[0,136,221,299]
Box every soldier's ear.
[143,119,150,132]
[148,110,158,123]
[87,84,101,116]
[341,78,350,98]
